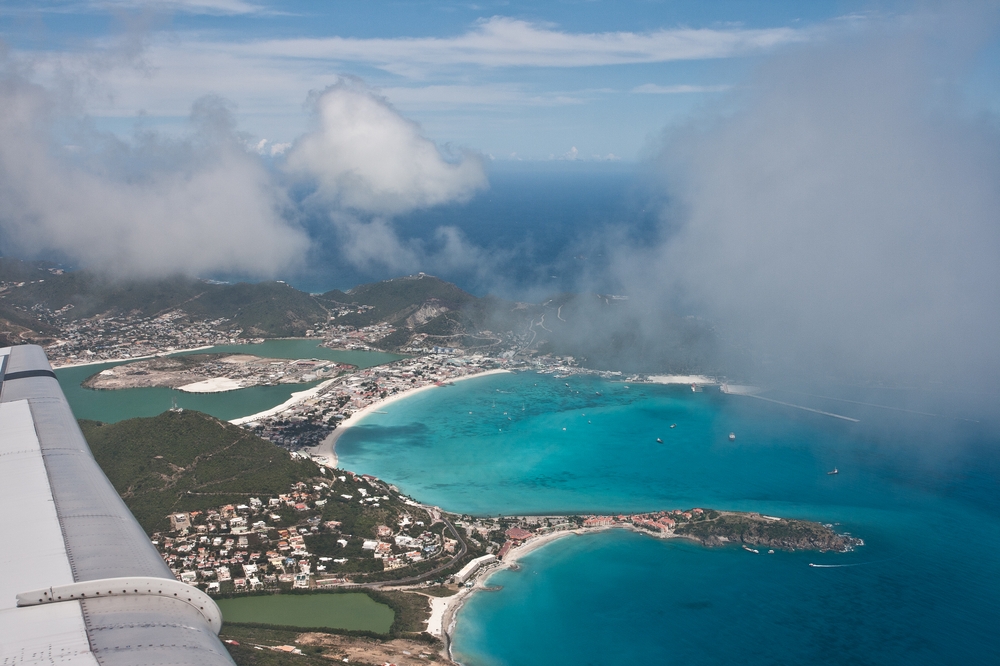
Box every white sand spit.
[177,377,243,393]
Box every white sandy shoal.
[177,377,244,393]
[229,378,338,426]
[306,368,512,469]
[647,374,717,385]
[426,596,450,637]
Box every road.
[348,515,469,590]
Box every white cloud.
[329,214,503,282]
[329,215,420,275]
[625,9,1000,385]
[285,83,487,214]
[378,84,584,108]
[0,0,271,16]
[631,83,732,94]
[247,17,806,73]
[0,76,308,278]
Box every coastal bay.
[333,371,1000,666]
[306,369,512,468]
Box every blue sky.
[0,0,888,160]
[2,1,1000,385]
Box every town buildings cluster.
[246,352,506,449]
[45,310,244,365]
[152,474,455,592]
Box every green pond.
[55,339,404,423]
[215,593,394,633]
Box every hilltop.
[81,410,486,583]
[1,256,720,373]
[81,410,322,534]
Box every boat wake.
[809,555,901,568]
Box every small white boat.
[656,438,663,443]
[670,423,676,428]
[827,468,839,475]
[729,432,736,441]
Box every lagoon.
[55,340,403,423]
[216,593,394,633]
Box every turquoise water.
[56,340,403,423]
[336,372,1000,665]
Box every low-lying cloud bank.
[625,8,1000,386]
[286,83,486,214]
[0,74,308,278]
[0,62,486,280]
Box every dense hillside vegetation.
[81,410,320,533]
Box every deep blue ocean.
[292,162,662,297]
[337,372,1000,665]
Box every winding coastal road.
[347,515,469,590]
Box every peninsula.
[6,263,868,666]
[81,409,862,665]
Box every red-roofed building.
[505,527,532,541]
[583,516,614,527]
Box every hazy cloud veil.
[286,82,489,276]
[0,71,308,278]
[629,9,1000,386]
[0,59,488,281]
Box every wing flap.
[0,346,235,666]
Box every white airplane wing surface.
[0,345,235,665]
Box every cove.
[335,371,1000,666]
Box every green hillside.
[319,274,476,328]
[80,410,320,533]
[0,258,329,337]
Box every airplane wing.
[0,344,235,665]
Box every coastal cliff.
[673,511,861,552]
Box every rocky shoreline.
[672,511,863,552]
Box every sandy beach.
[305,368,511,469]
[432,523,684,655]
[229,378,339,426]
[430,529,578,661]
